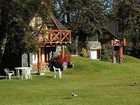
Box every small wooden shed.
[100,27,126,63]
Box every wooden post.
[50,29,52,44]
[45,47,49,63]
[75,35,79,55]
[61,45,65,63]
[38,47,42,74]
[119,46,123,63]
[111,40,116,63]
[112,46,116,63]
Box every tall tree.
[0,0,39,66]
[113,0,140,40]
[59,0,107,54]
[113,0,140,57]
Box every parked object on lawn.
[4,68,15,80]
[53,66,62,78]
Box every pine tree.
[60,0,107,54]
[113,0,140,57]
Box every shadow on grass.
[63,97,73,99]
[0,76,6,80]
[46,76,54,78]
[0,75,54,80]
[0,76,23,80]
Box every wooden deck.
[37,29,71,46]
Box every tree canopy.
[0,0,52,65]
[112,0,140,57]
[0,0,140,66]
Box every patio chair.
[4,68,15,80]
[53,66,62,78]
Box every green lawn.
[0,56,140,105]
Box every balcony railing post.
[50,29,52,44]
[60,30,62,44]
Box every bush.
[124,45,140,59]
[49,54,72,71]
[66,40,76,54]
[48,47,73,71]
[81,48,87,57]
[55,54,71,65]
[101,45,112,62]
[48,59,63,71]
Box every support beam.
[45,48,49,63]
[38,47,42,74]
[61,45,65,62]
[119,46,123,63]
[112,46,116,63]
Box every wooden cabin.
[28,14,71,74]
[99,22,126,63]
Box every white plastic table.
[15,67,32,79]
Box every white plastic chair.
[53,66,62,78]
[4,68,15,80]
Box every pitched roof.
[50,16,66,30]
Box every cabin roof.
[104,21,120,38]
[102,28,118,38]
[50,16,66,30]
[29,14,67,31]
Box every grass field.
[0,55,140,105]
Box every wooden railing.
[37,30,71,45]
[111,38,126,46]
[105,38,126,47]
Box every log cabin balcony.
[30,14,72,46]
[37,29,71,46]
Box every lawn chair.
[4,68,15,80]
[53,66,62,78]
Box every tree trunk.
[0,36,8,65]
[75,35,79,55]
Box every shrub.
[66,39,76,54]
[55,54,71,65]
[101,45,112,62]
[81,48,87,57]
[124,45,140,59]
[49,54,72,71]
